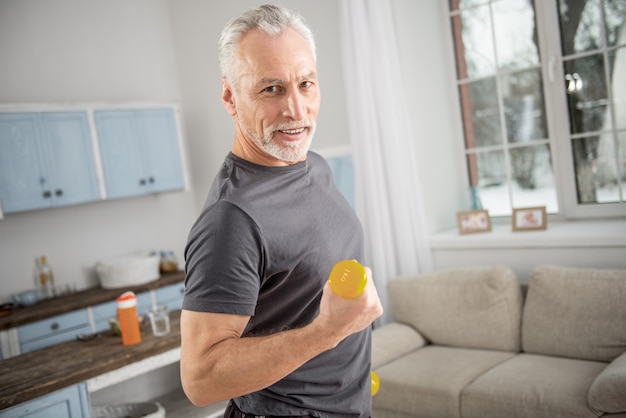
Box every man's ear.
[222,78,237,116]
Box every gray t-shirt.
[183,152,371,417]
[184,152,371,417]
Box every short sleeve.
[183,200,264,315]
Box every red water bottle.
[117,291,142,346]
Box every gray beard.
[249,124,316,162]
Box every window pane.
[564,54,609,134]
[572,134,624,203]
[493,0,540,71]
[595,131,626,202]
[559,0,604,56]
[502,69,548,143]
[609,46,626,130]
[460,78,502,149]
[451,5,495,79]
[604,0,626,48]
[510,144,558,211]
[471,150,511,216]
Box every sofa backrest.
[522,265,626,362]
[387,265,522,352]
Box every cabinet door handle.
[139,179,146,186]
[55,189,63,197]
[50,322,59,331]
[149,177,155,184]
[43,190,52,199]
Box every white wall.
[0,0,180,103]
[0,0,198,301]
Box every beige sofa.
[372,265,626,418]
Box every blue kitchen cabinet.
[135,290,153,316]
[90,300,117,334]
[95,108,185,199]
[17,309,92,354]
[0,384,91,418]
[154,282,185,312]
[0,112,100,213]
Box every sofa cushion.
[588,351,626,413]
[522,265,626,362]
[387,265,522,351]
[373,345,516,418]
[371,322,427,370]
[461,353,607,418]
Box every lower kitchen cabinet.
[0,384,91,418]
[89,300,117,334]
[17,309,91,354]
[12,287,167,356]
[154,282,185,312]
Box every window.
[449,0,626,219]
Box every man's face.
[223,28,321,165]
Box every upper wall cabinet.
[95,108,185,199]
[0,112,100,213]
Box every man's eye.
[263,86,280,93]
[301,81,313,89]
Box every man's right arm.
[180,276,383,406]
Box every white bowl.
[96,253,160,289]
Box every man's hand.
[315,266,384,347]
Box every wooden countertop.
[0,271,185,330]
[0,310,182,411]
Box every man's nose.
[283,89,306,120]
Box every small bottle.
[36,256,55,299]
[34,257,44,298]
[117,291,142,346]
[39,255,55,299]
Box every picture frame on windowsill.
[512,206,547,231]
[457,209,492,235]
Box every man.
[181,5,383,417]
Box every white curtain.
[339,0,433,323]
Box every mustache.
[273,122,314,131]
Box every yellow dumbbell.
[371,370,380,396]
[328,260,380,396]
[328,259,368,299]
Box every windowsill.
[430,219,626,250]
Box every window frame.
[448,0,626,220]
[537,0,625,219]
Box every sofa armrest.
[588,351,626,413]
[371,322,427,370]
